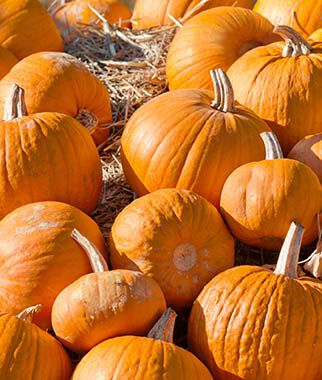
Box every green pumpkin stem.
[71,228,108,273]
[260,132,284,159]
[210,68,235,113]
[274,25,312,57]
[3,84,28,121]
[17,305,42,323]
[147,308,177,343]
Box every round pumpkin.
[228,25,322,153]
[110,188,234,310]
[72,308,213,379]
[288,133,322,183]
[0,52,112,145]
[188,221,322,380]
[166,6,277,91]
[122,68,270,206]
[254,0,322,38]
[0,0,63,59]
[0,305,72,380]
[52,229,166,353]
[0,201,106,329]
[0,46,17,79]
[220,132,322,250]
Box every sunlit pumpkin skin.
[288,133,322,183]
[0,0,63,59]
[309,28,322,43]
[188,222,322,380]
[132,0,254,29]
[166,7,277,91]
[254,0,322,38]
[110,188,234,310]
[228,26,322,154]
[0,52,112,145]
[0,201,106,329]
[0,46,17,79]
[0,307,72,380]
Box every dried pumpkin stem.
[274,221,304,279]
[260,132,284,159]
[3,84,28,121]
[147,307,177,343]
[17,305,42,323]
[274,25,312,57]
[71,228,108,273]
[210,68,235,113]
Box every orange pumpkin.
[0,0,63,59]
[52,229,166,353]
[0,305,72,380]
[0,46,17,79]
[0,201,106,329]
[122,69,270,206]
[254,0,322,38]
[288,133,322,183]
[0,52,112,145]
[228,25,322,153]
[110,188,234,310]
[166,7,277,91]
[72,308,213,379]
[220,132,322,250]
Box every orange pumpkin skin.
[0,312,72,380]
[52,269,167,353]
[166,7,276,91]
[110,189,234,310]
[309,28,322,43]
[0,202,106,329]
[0,52,112,145]
[72,335,213,379]
[0,46,17,79]
[0,0,63,59]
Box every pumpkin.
[166,6,277,91]
[72,308,213,379]
[228,25,322,154]
[309,28,322,43]
[254,0,322,38]
[110,188,234,310]
[0,84,102,217]
[0,46,18,79]
[0,305,72,380]
[288,133,322,183]
[122,68,270,206]
[0,52,112,145]
[188,221,322,380]
[0,201,106,329]
[52,229,166,353]
[220,132,322,250]
[132,0,254,29]
[0,0,63,59]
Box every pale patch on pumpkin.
[173,243,197,272]
[192,275,199,284]
[15,221,60,235]
[41,52,88,72]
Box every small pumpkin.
[188,221,322,380]
[228,25,322,153]
[166,6,277,91]
[52,229,166,353]
[0,46,18,79]
[122,69,270,206]
[220,132,322,250]
[72,308,213,379]
[0,52,112,145]
[288,133,322,183]
[0,201,106,329]
[0,305,72,380]
[110,188,234,310]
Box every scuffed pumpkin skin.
[0,46,18,79]
[188,265,322,380]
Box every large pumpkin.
[0,201,106,329]
[228,25,322,153]
[0,46,17,79]
[254,0,322,38]
[188,221,322,380]
[72,308,213,379]
[122,69,270,206]
[220,132,322,250]
[0,52,112,145]
[110,188,234,310]
[52,229,166,353]
[0,0,63,59]
[0,305,72,380]
[166,7,277,90]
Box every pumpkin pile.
[0,0,321,379]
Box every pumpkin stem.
[17,305,42,323]
[71,228,108,273]
[3,84,28,121]
[260,132,284,159]
[147,307,177,343]
[274,25,312,57]
[274,221,304,278]
[210,68,235,113]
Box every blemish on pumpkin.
[173,243,197,272]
